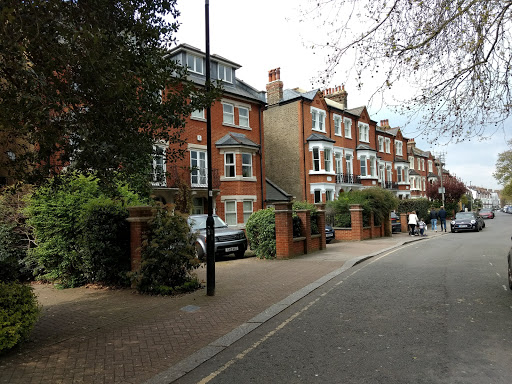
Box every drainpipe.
[302,99,307,201]
[259,105,264,209]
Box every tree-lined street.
[175,213,512,384]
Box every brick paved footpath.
[0,232,440,384]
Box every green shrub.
[25,173,143,287]
[0,282,40,354]
[0,184,34,282]
[292,201,319,235]
[398,198,431,223]
[131,205,201,295]
[245,208,276,259]
[78,200,131,286]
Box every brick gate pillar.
[315,203,326,250]
[126,206,155,272]
[274,201,293,259]
[350,204,364,241]
[296,210,311,254]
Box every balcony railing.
[336,173,361,185]
[152,165,220,189]
[380,181,398,189]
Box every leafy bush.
[25,173,143,287]
[245,208,276,259]
[326,188,399,235]
[292,201,319,235]
[0,223,26,282]
[397,198,432,223]
[131,204,201,295]
[0,183,34,282]
[78,200,131,286]
[0,282,40,354]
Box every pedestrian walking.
[408,211,419,236]
[429,207,438,232]
[438,206,447,232]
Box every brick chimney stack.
[322,85,348,109]
[266,68,283,105]
[380,119,390,128]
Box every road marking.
[196,244,409,384]
[503,285,508,291]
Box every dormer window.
[218,64,232,83]
[187,54,204,74]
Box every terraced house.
[263,68,415,203]
[152,44,267,228]
[407,139,442,199]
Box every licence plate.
[225,247,238,252]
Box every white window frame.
[369,156,376,177]
[190,149,207,186]
[324,148,332,172]
[428,160,433,173]
[325,190,334,202]
[186,54,204,75]
[378,136,384,152]
[385,138,391,153]
[421,159,425,171]
[358,123,370,143]
[238,107,249,128]
[243,200,253,224]
[387,166,392,183]
[152,144,166,186]
[335,151,343,174]
[395,140,403,156]
[224,152,236,178]
[314,190,322,203]
[225,200,237,226]
[345,153,353,175]
[333,115,342,136]
[311,107,326,132]
[344,118,352,138]
[242,153,253,178]
[218,64,232,83]
[409,156,415,169]
[312,147,320,171]
[223,103,234,125]
[191,109,205,120]
[360,155,367,176]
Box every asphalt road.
[175,212,512,384]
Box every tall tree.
[426,175,467,203]
[302,0,512,143]
[0,0,217,191]
[494,139,512,185]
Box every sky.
[173,0,510,191]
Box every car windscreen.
[188,216,228,230]
[455,212,474,219]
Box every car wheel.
[508,255,512,290]
[483,222,486,228]
[235,249,245,258]
[473,225,479,232]
[451,228,455,233]
[195,243,205,260]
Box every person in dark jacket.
[430,208,438,232]
[438,206,447,232]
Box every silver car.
[187,214,247,259]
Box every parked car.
[450,212,485,233]
[479,209,494,219]
[391,212,401,233]
[325,225,335,243]
[187,214,247,259]
[508,237,512,291]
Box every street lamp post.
[205,0,215,296]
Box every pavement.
[0,229,447,384]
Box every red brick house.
[407,139,441,199]
[264,68,409,204]
[151,44,267,227]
